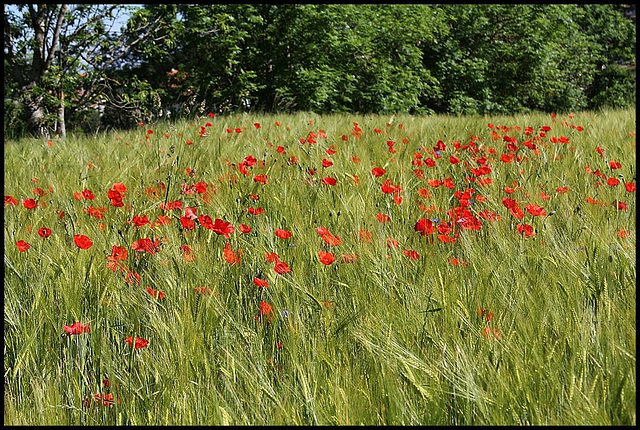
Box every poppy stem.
[126,334,135,420]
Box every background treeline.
[4,4,636,139]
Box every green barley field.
[4,109,636,425]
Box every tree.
[4,4,166,138]
[115,4,633,119]
[421,4,635,115]
[4,4,68,137]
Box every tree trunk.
[22,89,48,138]
[58,88,66,138]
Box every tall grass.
[4,109,635,425]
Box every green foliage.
[587,65,636,110]
[423,4,603,114]
[3,97,29,140]
[3,4,635,139]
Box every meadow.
[3,109,636,425]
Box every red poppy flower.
[516,223,535,237]
[509,206,525,219]
[16,240,31,252]
[152,215,170,227]
[318,251,335,265]
[371,167,386,177]
[322,177,337,186]
[438,234,457,244]
[315,227,329,236]
[442,178,455,189]
[403,249,420,260]
[90,393,117,407]
[320,232,342,246]
[74,234,93,250]
[63,322,91,336]
[417,188,432,199]
[253,277,269,288]
[607,177,620,187]
[108,188,123,207]
[322,159,333,168]
[22,198,38,209]
[85,206,106,219]
[414,218,436,236]
[609,160,622,169]
[146,286,165,299]
[130,214,150,227]
[248,207,265,215]
[256,301,274,322]
[499,153,514,163]
[82,188,95,200]
[180,216,196,230]
[38,227,52,238]
[198,213,215,229]
[265,252,280,263]
[437,222,454,235]
[112,183,127,193]
[212,219,234,238]
[125,336,149,349]
[478,210,500,222]
[427,179,442,188]
[108,245,128,261]
[182,208,197,221]
[380,179,401,194]
[253,174,268,184]
[502,197,524,219]
[525,204,547,217]
[471,165,492,177]
[376,213,391,223]
[223,242,241,264]
[275,228,292,239]
[238,224,252,234]
[449,258,469,266]
[274,260,291,274]
[612,200,628,210]
[625,182,636,192]
[259,301,273,316]
[5,195,18,206]
[132,238,161,254]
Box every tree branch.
[44,4,67,70]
